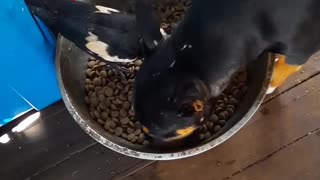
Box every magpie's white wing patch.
[95,5,120,14]
[85,32,98,42]
[85,32,135,62]
[85,40,135,62]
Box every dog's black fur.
[134,0,320,142]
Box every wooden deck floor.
[1,56,318,180]
[122,55,320,180]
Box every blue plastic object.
[0,0,61,126]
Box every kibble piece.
[215,107,224,113]
[85,96,90,104]
[120,117,130,125]
[131,137,138,143]
[209,114,219,122]
[110,103,117,110]
[100,70,107,77]
[104,87,114,97]
[119,94,127,101]
[204,132,211,139]
[218,120,226,125]
[88,61,96,68]
[90,111,96,119]
[119,109,128,117]
[108,82,116,89]
[99,103,106,111]
[218,112,227,120]
[104,98,110,106]
[124,84,131,93]
[101,112,108,120]
[94,111,100,119]
[222,111,230,119]
[121,133,128,139]
[114,89,120,96]
[115,127,123,136]
[232,89,241,98]
[134,129,141,135]
[98,61,107,66]
[217,103,225,108]
[104,121,111,129]
[109,121,116,129]
[89,95,99,108]
[213,125,222,132]
[85,78,91,84]
[129,121,135,127]
[135,121,141,128]
[107,96,115,101]
[98,94,105,102]
[112,117,119,123]
[226,108,234,115]
[138,133,145,143]
[229,98,239,105]
[116,83,124,90]
[108,128,115,133]
[127,134,135,141]
[92,65,99,70]
[88,84,95,91]
[115,98,123,105]
[97,119,105,125]
[111,111,119,118]
[93,77,102,86]
[208,122,214,129]
[107,70,113,76]
[94,86,102,93]
[202,124,208,132]
[89,71,97,78]
[122,101,131,110]
[127,127,134,134]
[199,133,205,140]
[134,60,143,66]
[227,104,235,110]
[86,69,91,77]
[223,97,229,103]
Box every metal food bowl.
[56,35,274,160]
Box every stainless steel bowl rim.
[56,36,274,160]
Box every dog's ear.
[135,0,163,50]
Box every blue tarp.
[0,0,61,126]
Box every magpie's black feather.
[25,0,143,62]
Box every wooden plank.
[127,74,320,180]
[0,108,95,180]
[264,52,320,102]
[31,143,144,180]
[228,129,320,180]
